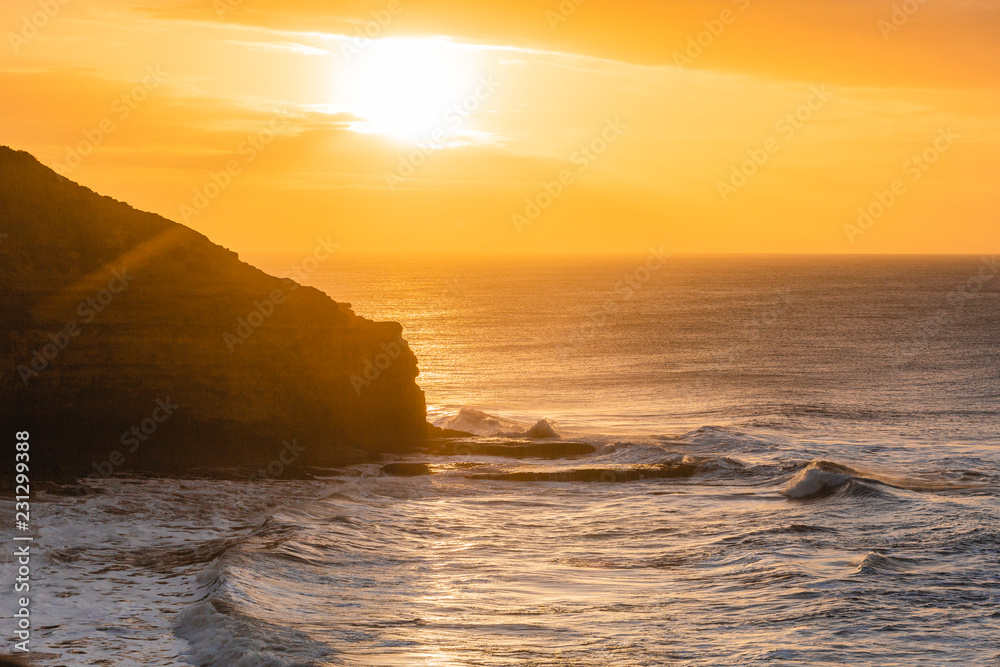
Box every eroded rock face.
[0,146,427,477]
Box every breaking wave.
[435,407,561,439]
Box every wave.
[175,522,334,667]
[665,425,784,453]
[128,536,242,574]
[592,441,682,464]
[779,459,989,501]
[420,411,988,495]
[781,461,895,500]
[434,407,561,439]
[177,576,333,667]
[467,463,698,483]
[424,409,996,498]
[852,551,913,575]
[524,418,560,439]
[460,455,766,485]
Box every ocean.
[4,254,999,665]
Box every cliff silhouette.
[0,146,427,478]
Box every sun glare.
[338,38,481,143]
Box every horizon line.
[238,250,998,257]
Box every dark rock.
[468,464,697,482]
[0,147,427,478]
[425,440,596,459]
[426,423,475,438]
[381,462,432,476]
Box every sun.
[338,38,481,143]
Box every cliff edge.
[0,147,427,477]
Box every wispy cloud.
[224,40,330,56]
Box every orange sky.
[2,0,998,254]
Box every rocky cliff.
[0,147,427,478]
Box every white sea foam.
[436,407,562,439]
[782,462,856,498]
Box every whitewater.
[1,255,998,665]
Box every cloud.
[224,40,331,56]
[128,0,1000,88]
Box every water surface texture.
[4,255,998,666]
